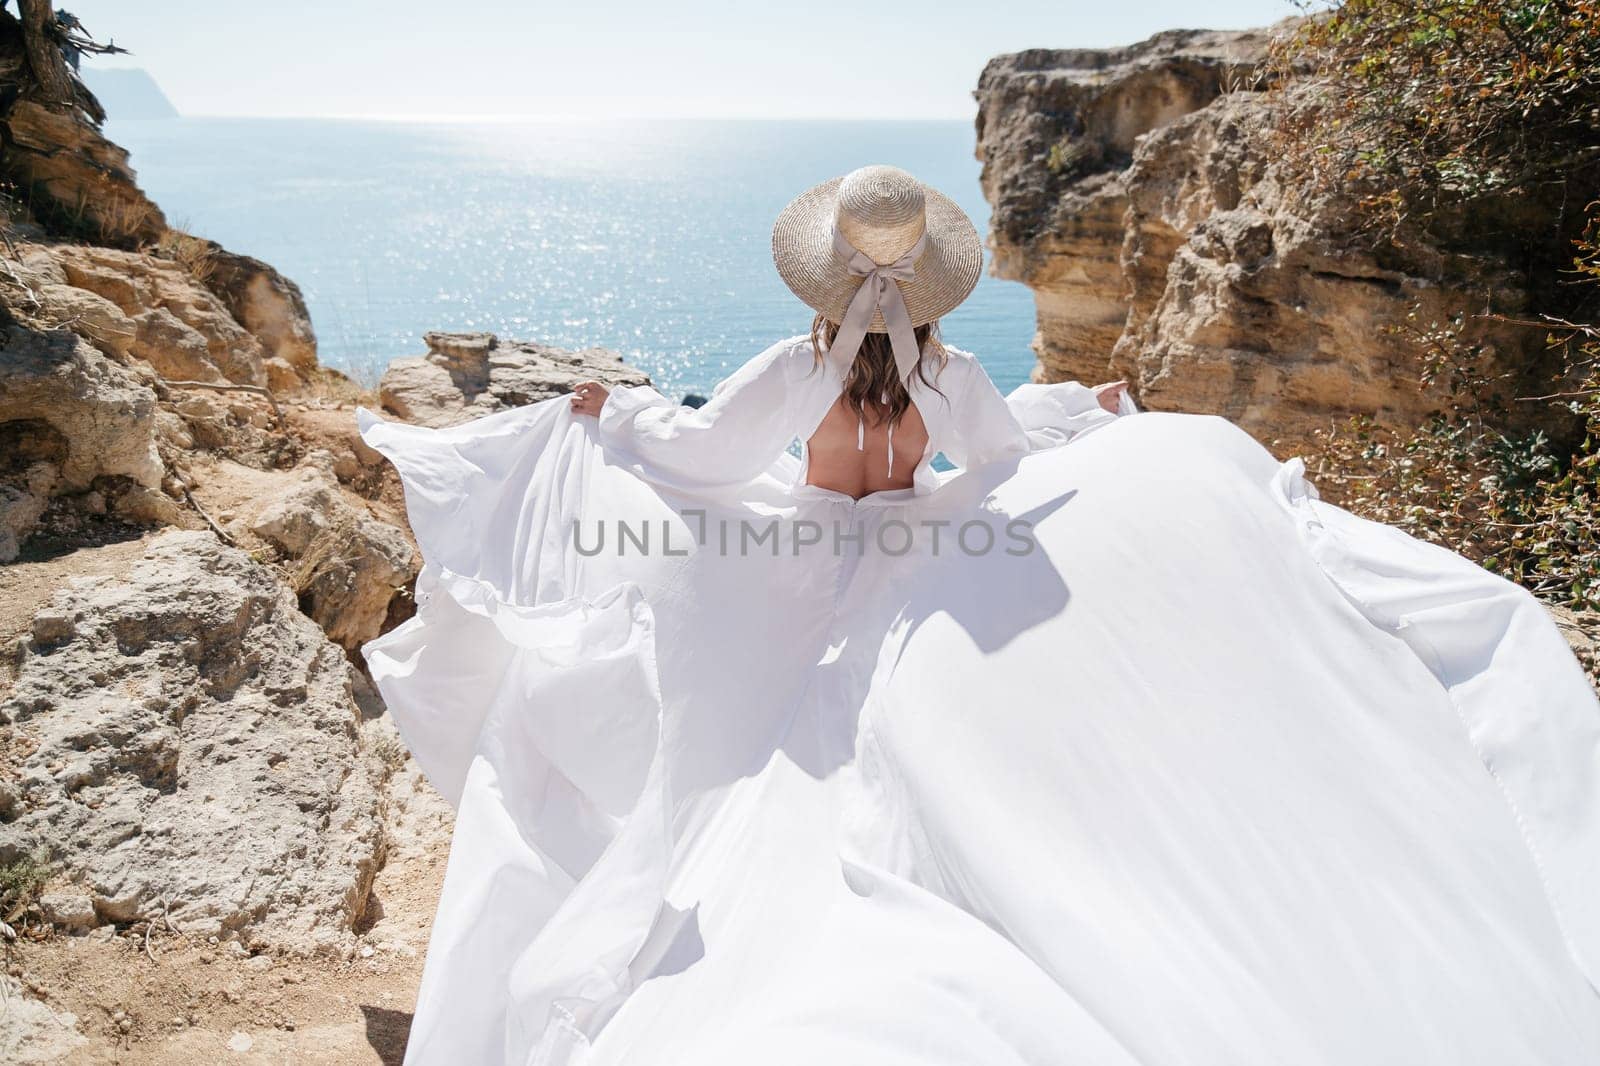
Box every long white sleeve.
[596,337,805,489]
[942,353,1131,470]
[1006,380,1130,448]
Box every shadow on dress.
[778,451,1080,781]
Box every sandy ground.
[4,759,450,1065]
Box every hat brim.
[771,175,983,332]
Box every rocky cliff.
[975,26,1556,448]
[0,8,651,1059]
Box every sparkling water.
[105,118,1039,398]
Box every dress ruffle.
[359,397,1600,1066]
[361,402,681,1063]
[1273,457,1600,992]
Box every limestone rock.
[204,247,319,373]
[0,466,52,562]
[0,974,86,1064]
[33,283,135,359]
[974,25,1553,447]
[380,331,650,429]
[0,531,384,951]
[37,890,96,931]
[0,11,164,247]
[0,328,162,492]
[0,328,165,559]
[978,29,1272,262]
[977,31,1278,392]
[246,453,418,652]
[0,99,165,246]
[53,245,268,387]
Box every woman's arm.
[943,352,1132,470]
[573,337,806,490]
[1006,379,1131,448]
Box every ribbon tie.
[828,227,927,387]
[828,227,927,478]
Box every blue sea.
[102,118,1038,399]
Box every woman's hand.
[1092,380,1129,414]
[570,380,610,417]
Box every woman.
[360,166,1600,1066]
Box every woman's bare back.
[804,395,929,499]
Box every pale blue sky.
[71,0,1295,119]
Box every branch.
[162,379,284,426]
[1515,389,1598,402]
[54,12,129,65]
[181,485,237,548]
[1481,312,1600,339]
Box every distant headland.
[79,66,177,119]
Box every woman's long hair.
[809,313,947,430]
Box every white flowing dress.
[358,334,1600,1066]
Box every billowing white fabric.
[359,336,1600,1066]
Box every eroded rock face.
[0,328,168,561]
[0,328,163,492]
[0,8,166,248]
[975,26,1552,446]
[204,246,319,376]
[0,531,384,951]
[52,244,283,388]
[978,30,1272,268]
[0,97,166,246]
[380,331,651,429]
[0,234,331,557]
[245,451,418,653]
[977,31,1276,395]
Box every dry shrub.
[152,225,218,286]
[1310,290,1600,608]
[1272,0,1600,609]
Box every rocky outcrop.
[0,95,167,245]
[975,27,1551,446]
[0,328,162,492]
[380,331,650,428]
[0,239,330,562]
[0,7,330,565]
[244,450,418,653]
[203,246,319,380]
[0,531,384,950]
[48,243,296,389]
[0,328,173,561]
[0,10,447,1054]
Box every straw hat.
[771,165,982,332]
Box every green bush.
[0,851,49,919]
[1279,0,1600,610]
[1278,0,1600,229]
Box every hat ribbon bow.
[828,227,927,387]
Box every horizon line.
[116,112,980,124]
